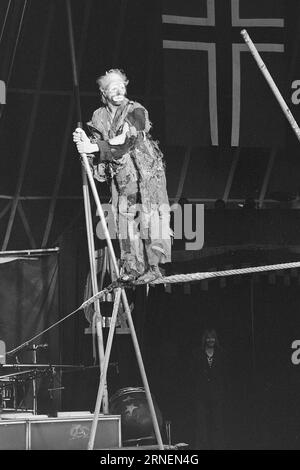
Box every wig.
[96,69,129,92]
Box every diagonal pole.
[0,0,12,46]
[258,147,277,209]
[87,288,122,450]
[80,152,164,450]
[42,0,92,248]
[65,0,108,413]
[65,0,164,451]
[174,146,192,204]
[0,201,11,221]
[17,201,36,249]
[241,29,300,142]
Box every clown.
[73,69,172,282]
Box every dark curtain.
[143,275,300,449]
[0,252,60,413]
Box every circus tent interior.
[1,0,300,450]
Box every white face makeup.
[104,80,126,106]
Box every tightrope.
[81,260,300,306]
[8,260,300,356]
[149,261,300,285]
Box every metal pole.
[65,0,164,448]
[250,277,256,374]
[65,0,108,413]
[241,29,300,142]
[87,288,122,450]
[258,147,277,209]
[80,153,164,450]
[32,345,37,415]
[0,248,59,255]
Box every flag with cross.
[162,0,286,147]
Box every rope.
[6,284,113,357]
[7,305,83,356]
[80,260,300,305]
[79,284,119,308]
[7,260,300,357]
[149,261,300,285]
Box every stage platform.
[0,412,121,450]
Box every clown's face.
[104,80,126,106]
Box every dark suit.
[193,348,226,449]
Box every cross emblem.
[163,0,284,147]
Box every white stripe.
[163,40,218,145]
[163,40,212,51]
[162,0,215,26]
[232,45,242,147]
[231,43,284,147]
[207,43,218,145]
[207,0,216,25]
[162,15,212,26]
[231,0,284,27]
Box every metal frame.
[42,1,92,248]
[65,0,109,414]
[2,3,55,250]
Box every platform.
[0,412,121,450]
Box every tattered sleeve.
[105,106,151,159]
[127,106,150,132]
[93,105,151,162]
[96,140,114,161]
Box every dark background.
[1,0,300,449]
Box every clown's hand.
[72,128,98,154]
[109,122,131,145]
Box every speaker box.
[0,420,27,450]
[30,415,121,450]
[0,414,121,450]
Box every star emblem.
[125,404,138,416]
